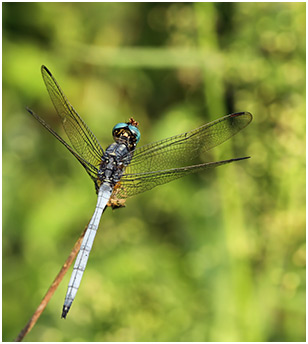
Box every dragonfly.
[27,65,252,319]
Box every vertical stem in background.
[194,2,258,341]
[194,3,226,118]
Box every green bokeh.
[3,2,305,342]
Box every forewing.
[27,108,99,186]
[41,65,104,169]
[126,112,252,174]
[113,157,249,199]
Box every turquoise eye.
[112,123,128,135]
[112,122,140,143]
[128,124,141,143]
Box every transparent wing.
[125,112,252,174]
[26,107,99,186]
[113,157,249,199]
[41,65,104,169]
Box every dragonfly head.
[112,117,140,150]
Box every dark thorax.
[98,141,132,187]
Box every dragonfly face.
[27,65,252,318]
[112,119,141,150]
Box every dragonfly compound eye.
[128,124,141,143]
[112,123,128,134]
[112,122,140,147]
[112,123,128,140]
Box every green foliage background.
[3,3,305,342]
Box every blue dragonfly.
[27,65,252,318]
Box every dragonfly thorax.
[98,142,132,187]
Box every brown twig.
[14,224,88,342]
